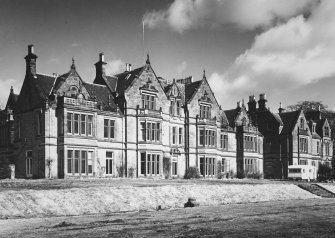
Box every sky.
[0,0,335,112]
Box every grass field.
[1,198,335,237]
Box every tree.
[286,101,335,138]
[285,100,327,112]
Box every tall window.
[299,137,308,153]
[140,121,161,142]
[170,101,175,115]
[172,157,178,176]
[67,149,93,175]
[176,101,181,116]
[325,141,330,156]
[141,94,156,110]
[317,141,320,154]
[200,104,211,119]
[200,157,215,177]
[74,114,79,134]
[67,113,93,136]
[178,128,183,145]
[140,152,160,176]
[220,134,228,150]
[199,128,216,147]
[87,115,93,136]
[244,136,257,152]
[172,127,177,144]
[26,151,33,177]
[300,118,304,129]
[104,119,115,139]
[106,152,113,175]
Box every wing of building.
[0,45,333,179]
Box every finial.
[71,57,76,69]
[146,53,150,65]
[242,98,245,107]
[203,69,206,79]
[10,86,13,94]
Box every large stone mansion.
[0,45,333,179]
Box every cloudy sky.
[1,0,334,111]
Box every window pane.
[140,122,146,141]
[87,115,93,135]
[141,152,146,175]
[81,115,86,135]
[110,120,115,139]
[74,114,79,134]
[104,119,109,138]
[156,155,160,175]
[67,150,73,174]
[74,150,80,173]
[88,152,93,174]
[81,151,87,174]
[67,113,72,133]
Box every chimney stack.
[278,102,285,114]
[94,52,107,83]
[258,93,268,111]
[126,63,132,72]
[247,95,256,113]
[24,44,38,77]
[237,101,241,109]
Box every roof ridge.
[84,82,107,87]
[37,72,58,78]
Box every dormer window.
[300,118,304,129]
[176,101,181,116]
[200,104,211,119]
[325,126,330,137]
[70,86,77,98]
[141,93,156,110]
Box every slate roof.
[34,74,57,98]
[185,80,202,103]
[224,109,238,128]
[278,110,301,134]
[83,83,117,110]
[112,67,144,93]
[5,92,19,110]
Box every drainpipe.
[124,98,127,177]
[136,105,139,178]
[297,128,300,165]
[196,115,199,168]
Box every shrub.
[163,157,171,179]
[128,167,135,178]
[246,171,263,179]
[184,167,200,179]
[116,166,124,177]
[318,164,332,181]
[0,158,11,179]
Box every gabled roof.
[112,67,144,93]
[278,110,301,134]
[224,109,238,128]
[185,80,202,103]
[5,90,19,110]
[34,73,57,98]
[83,83,117,110]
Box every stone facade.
[0,45,333,179]
[248,95,333,179]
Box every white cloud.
[177,61,187,75]
[143,0,317,33]
[209,0,335,106]
[105,59,125,75]
[0,78,21,109]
